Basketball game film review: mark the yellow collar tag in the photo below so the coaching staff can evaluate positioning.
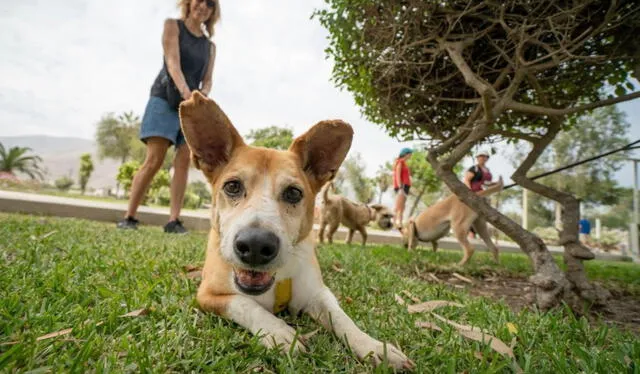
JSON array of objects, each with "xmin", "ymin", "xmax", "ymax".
[{"xmin": 273, "ymin": 278, "xmax": 292, "ymax": 314}]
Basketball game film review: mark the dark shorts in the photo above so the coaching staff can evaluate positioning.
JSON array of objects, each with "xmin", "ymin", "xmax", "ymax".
[
  {"xmin": 139, "ymin": 96, "xmax": 186, "ymax": 147},
  {"xmin": 394, "ymin": 185, "xmax": 410, "ymax": 195}
]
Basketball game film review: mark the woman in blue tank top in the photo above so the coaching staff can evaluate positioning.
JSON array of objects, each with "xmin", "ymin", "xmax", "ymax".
[{"xmin": 118, "ymin": 0, "xmax": 220, "ymax": 233}]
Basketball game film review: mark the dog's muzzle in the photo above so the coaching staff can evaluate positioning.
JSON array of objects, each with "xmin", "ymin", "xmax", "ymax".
[
  {"xmin": 232, "ymin": 227, "xmax": 280, "ymax": 295},
  {"xmin": 378, "ymin": 217, "xmax": 393, "ymax": 230}
]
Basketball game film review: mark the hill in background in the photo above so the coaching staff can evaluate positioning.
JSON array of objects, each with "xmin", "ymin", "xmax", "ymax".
[{"xmin": 0, "ymin": 135, "xmax": 206, "ymax": 190}]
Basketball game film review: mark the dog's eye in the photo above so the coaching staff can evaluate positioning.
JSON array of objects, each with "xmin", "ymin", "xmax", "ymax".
[
  {"xmin": 223, "ymin": 180, "xmax": 244, "ymax": 197},
  {"xmin": 282, "ymin": 186, "xmax": 303, "ymax": 204}
]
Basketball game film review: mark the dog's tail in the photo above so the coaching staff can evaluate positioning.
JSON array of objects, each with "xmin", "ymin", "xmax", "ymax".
[
  {"xmin": 322, "ymin": 181, "xmax": 334, "ymax": 203},
  {"xmin": 477, "ymin": 176, "xmax": 504, "ymax": 197}
]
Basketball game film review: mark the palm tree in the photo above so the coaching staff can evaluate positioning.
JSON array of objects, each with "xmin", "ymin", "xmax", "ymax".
[{"xmin": 0, "ymin": 142, "xmax": 44, "ymax": 180}]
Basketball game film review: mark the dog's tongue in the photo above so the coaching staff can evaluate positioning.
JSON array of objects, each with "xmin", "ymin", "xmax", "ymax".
[{"xmin": 235, "ymin": 269, "xmax": 273, "ymax": 288}]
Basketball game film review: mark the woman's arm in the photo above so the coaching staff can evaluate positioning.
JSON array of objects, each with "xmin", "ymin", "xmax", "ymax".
[
  {"xmin": 463, "ymin": 171, "xmax": 474, "ymax": 188},
  {"xmin": 201, "ymin": 43, "xmax": 216, "ymax": 96},
  {"xmin": 394, "ymin": 162, "xmax": 402, "ymax": 185},
  {"xmin": 162, "ymin": 19, "xmax": 191, "ymax": 100}
]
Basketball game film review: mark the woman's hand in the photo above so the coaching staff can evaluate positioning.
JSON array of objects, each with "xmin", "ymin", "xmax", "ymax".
[{"xmin": 181, "ymin": 88, "xmax": 192, "ymax": 100}]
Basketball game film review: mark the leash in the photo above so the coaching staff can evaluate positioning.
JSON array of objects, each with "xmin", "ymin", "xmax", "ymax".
[{"xmin": 503, "ymin": 139, "xmax": 640, "ymax": 190}]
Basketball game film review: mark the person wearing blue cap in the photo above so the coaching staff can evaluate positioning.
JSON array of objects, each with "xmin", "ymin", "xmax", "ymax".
[{"xmin": 393, "ymin": 147, "xmax": 413, "ymax": 229}]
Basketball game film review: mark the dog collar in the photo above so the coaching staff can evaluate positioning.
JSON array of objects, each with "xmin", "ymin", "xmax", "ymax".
[
  {"xmin": 366, "ymin": 205, "xmax": 375, "ymax": 221},
  {"xmin": 273, "ymin": 278, "xmax": 292, "ymax": 313}
]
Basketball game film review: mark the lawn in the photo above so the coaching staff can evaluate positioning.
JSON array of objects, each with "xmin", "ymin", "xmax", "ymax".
[{"xmin": 1, "ymin": 213, "xmax": 639, "ymax": 373}]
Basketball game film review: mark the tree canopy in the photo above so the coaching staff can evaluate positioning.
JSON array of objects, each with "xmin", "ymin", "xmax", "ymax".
[
  {"xmin": 78, "ymin": 153, "xmax": 94, "ymax": 195},
  {"xmin": 342, "ymin": 153, "xmax": 375, "ymax": 203},
  {"xmin": 246, "ymin": 126, "xmax": 294, "ymax": 150},
  {"xmin": 95, "ymin": 111, "xmax": 140, "ymax": 164},
  {"xmin": 516, "ymin": 105, "xmax": 630, "ymax": 206},
  {"xmin": 316, "ymin": 1, "xmax": 640, "ymax": 150}
]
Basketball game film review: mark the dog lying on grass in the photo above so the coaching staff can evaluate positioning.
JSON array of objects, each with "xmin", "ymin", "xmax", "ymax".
[
  {"xmin": 178, "ymin": 92, "xmax": 413, "ymax": 370},
  {"xmin": 403, "ymin": 178, "xmax": 503, "ymax": 265},
  {"xmin": 318, "ymin": 182, "xmax": 394, "ymax": 246}
]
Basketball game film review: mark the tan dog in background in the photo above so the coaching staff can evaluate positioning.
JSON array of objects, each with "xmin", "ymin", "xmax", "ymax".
[
  {"xmin": 179, "ymin": 92, "xmax": 413, "ymax": 370},
  {"xmin": 403, "ymin": 177, "xmax": 503, "ymax": 265},
  {"xmin": 318, "ymin": 183, "xmax": 394, "ymax": 246}
]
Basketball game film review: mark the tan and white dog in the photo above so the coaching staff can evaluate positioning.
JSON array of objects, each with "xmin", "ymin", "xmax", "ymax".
[
  {"xmin": 403, "ymin": 178, "xmax": 503, "ymax": 265},
  {"xmin": 179, "ymin": 92, "xmax": 413, "ymax": 370},
  {"xmin": 318, "ymin": 182, "xmax": 394, "ymax": 246}
]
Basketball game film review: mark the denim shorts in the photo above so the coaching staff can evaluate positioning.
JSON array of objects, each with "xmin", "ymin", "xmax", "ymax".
[{"xmin": 139, "ymin": 96, "xmax": 185, "ymax": 147}]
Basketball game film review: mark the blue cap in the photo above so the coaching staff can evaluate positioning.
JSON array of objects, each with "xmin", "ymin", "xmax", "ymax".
[{"xmin": 399, "ymin": 148, "xmax": 413, "ymax": 157}]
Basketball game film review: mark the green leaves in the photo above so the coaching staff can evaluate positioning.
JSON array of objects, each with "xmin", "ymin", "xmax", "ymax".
[
  {"xmin": 246, "ymin": 126, "xmax": 294, "ymax": 150},
  {"xmin": 95, "ymin": 111, "xmax": 140, "ymax": 164},
  {"xmin": 116, "ymin": 161, "xmax": 170, "ymax": 203},
  {"xmin": 315, "ymin": 0, "xmax": 640, "ymax": 144},
  {"xmin": 78, "ymin": 153, "xmax": 94, "ymax": 194},
  {"xmin": 341, "ymin": 153, "xmax": 375, "ymax": 203},
  {"xmin": 54, "ymin": 176, "xmax": 74, "ymax": 192},
  {"xmin": 0, "ymin": 142, "xmax": 44, "ymax": 180}
]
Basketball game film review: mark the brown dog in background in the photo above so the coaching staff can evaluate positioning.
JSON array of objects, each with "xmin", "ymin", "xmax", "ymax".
[
  {"xmin": 403, "ymin": 177, "xmax": 503, "ymax": 265},
  {"xmin": 318, "ymin": 182, "xmax": 394, "ymax": 246}
]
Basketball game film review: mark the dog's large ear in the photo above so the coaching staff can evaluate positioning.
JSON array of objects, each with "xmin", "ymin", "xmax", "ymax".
[
  {"xmin": 179, "ymin": 92, "xmax": 245, "ymax": 177},
  {"xmin": 370, "ymin": 204, "xmax": 386, "ymax": 212},
  {"xmin": 289, "ymin": 120, "xmax": 353, "ymax": 192}
]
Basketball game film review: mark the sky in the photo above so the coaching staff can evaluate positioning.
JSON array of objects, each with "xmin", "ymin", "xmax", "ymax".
[{"xmin": 1, "ymin": 0, "xmax": 639, "ymax": 187}]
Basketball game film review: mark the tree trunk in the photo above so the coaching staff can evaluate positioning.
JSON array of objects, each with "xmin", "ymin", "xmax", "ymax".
[
  {"xmin": 378, "ymin": 188, "xmax": 385, "ymax": 204},
  {"xmin": 554, "ymin": 202, "xmax": 562, "ymax": 231},
  {"xmin": 492, "ymin": 192, "xmax": 502, "ymax": 243},
  {"xmin": 509, "ymin": 127, "xmax": 610, "ymax": 306},
  {"xmin": 408, "ymin": 185, "xmax": 428, "ymax": 217}
]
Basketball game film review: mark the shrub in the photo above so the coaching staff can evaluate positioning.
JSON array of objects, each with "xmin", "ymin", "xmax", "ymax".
[
  {"xmin": 148, "ymin": 169, "xmax": 170, "ymax": 199},
  {"xmin": 183, "ymin": 192, "xmax": 201, "ymax": 209},
  {"xmin": 154, "ymin": 186, "xmax": 171, "ymax": 206},
  {"xmin": 54, "ymin": 176, "xmax": 74, "ymax": 192},
  {"xmin": 594, "ymin": 229, "xmax": 627, "ymax": 251},
  {"xmin": 116, "ymin": 161, "xmax": 140, "ymax": 194},
  {"xmin": 117, "ymin": 162, "xmax": 170, "ymax": 202},
  {"xmin": 532, "ymin": 226, "xmax": 559, "ymax": 245}
]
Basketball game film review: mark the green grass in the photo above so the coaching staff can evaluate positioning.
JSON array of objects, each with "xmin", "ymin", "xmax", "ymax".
[{"xmin": 1, "ymin": 213, "xmax": 639, "ymax": 373}]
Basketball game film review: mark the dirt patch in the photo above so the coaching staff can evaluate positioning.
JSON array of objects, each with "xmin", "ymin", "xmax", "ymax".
[{"xmin": 414, "ymin": 270, "xmax": 640, "ymax": 334}]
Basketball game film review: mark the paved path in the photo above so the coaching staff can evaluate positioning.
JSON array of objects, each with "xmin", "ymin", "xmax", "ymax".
[{"xmin": 0, "ymin": 189, "xmax": 632, "ymax": 262}]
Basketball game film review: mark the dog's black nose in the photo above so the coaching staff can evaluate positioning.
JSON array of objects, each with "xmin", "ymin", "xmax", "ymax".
[{"xmin": 234, "ymin": 227, "xmax": 280, "ymax": 266}]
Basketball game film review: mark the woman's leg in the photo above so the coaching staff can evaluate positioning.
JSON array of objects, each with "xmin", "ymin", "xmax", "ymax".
[
  {"xmin": 169, "ymin": 143, "xmax": 191, "ymax": 221},
  {"xmin": 394, "ymin": 192, "xmax": 407, "ymax": 228},
  {"xmin": 125, "ymin": 137, "xmax": 170, "ymax": 218}
]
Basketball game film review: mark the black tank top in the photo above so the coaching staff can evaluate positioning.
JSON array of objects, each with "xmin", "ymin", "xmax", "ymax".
[{"xmin": 150, "ymin": 19, "xmax": 211, "ymax": 99}]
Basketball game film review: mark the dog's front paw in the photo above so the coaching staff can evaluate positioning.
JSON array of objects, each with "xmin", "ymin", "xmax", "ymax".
[
  {"xmin": 351, "ymin": 335, "xmax": 414, "ymax": 370},
  {"xmin": 259, "ymin": 322, "xmax": 307, "ymax": 355}
]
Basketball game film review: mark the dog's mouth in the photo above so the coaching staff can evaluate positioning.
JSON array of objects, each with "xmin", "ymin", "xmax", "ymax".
[
  {"xmin": 233, "ymin": 268, "xmax": 275, "ymax": 295},
  {"xmin": 378, "ymin": 219, "xmax": 394, "ymax": 230}
]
